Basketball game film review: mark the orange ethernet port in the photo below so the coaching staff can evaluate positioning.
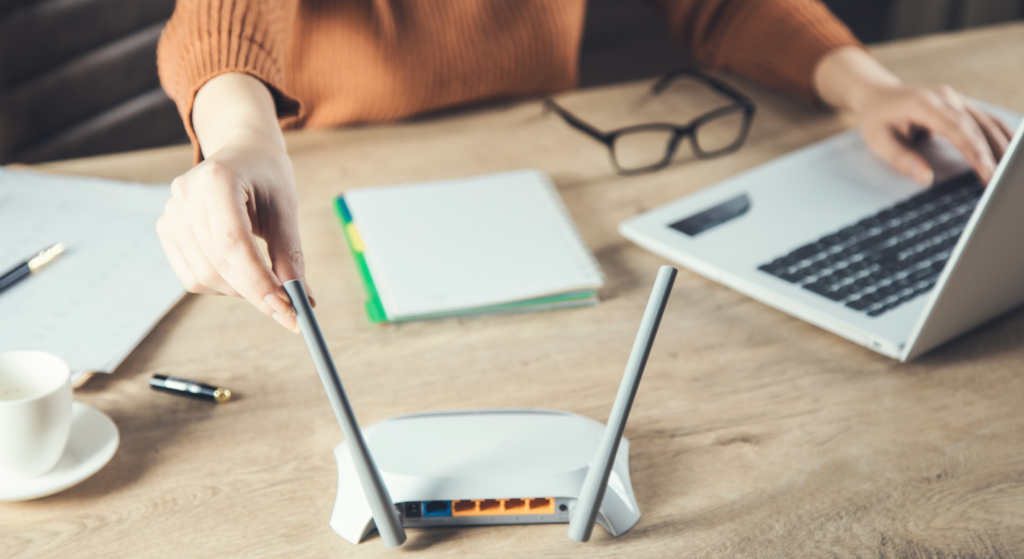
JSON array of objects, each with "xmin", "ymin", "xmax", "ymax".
[
  {"xmin": 452, "ymin": 500, "xmax": 478, "ymax": 516},
  {"xmin": 478, "ymin": 499, "xmax": 502, "ymax": 514},
  {"xmin": 503, "ymin": 498, "xmax": 526, "ymax": 513},
  {"xmin": 527, "ymin": 498, "xmax": 554, "ymax": 514}
]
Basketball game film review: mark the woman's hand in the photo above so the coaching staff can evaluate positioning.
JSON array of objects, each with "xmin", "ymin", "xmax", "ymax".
[
  {"xmin": 156, "ymin": 73, "xmax": 313, "ymax": 332},
  {"xmin": 814, "ymin": 46, "xmax": 1013, "ymax": 185}
]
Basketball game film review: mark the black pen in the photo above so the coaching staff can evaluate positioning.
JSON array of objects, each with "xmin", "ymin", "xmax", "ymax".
[
  {"xmin": 149, "ymin": 375, "xmax": 232, "ymax": 403},
  {"xmin": 0, "ymin": 243, "xmax": 65, "ymax": 294}
]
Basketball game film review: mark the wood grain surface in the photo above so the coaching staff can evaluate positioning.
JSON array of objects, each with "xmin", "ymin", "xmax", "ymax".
[{"xmin": 3, "ymin": 22, "xmax": 1024, "ymax": 559}]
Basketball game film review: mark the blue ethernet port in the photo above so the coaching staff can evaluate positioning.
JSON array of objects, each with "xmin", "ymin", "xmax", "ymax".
[{"xmin": 422, "ymin": 501, "xmax": 451, "ymax": 517}]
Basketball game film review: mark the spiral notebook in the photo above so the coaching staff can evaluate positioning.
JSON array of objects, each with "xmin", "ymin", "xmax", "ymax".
[{"xmin": 335, "ymin": 169, "xmax": 605, "ymax": 323}]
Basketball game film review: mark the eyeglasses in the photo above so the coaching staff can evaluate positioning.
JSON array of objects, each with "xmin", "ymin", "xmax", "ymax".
[{"xmin": 545, "ymin": 69, "xmax": 756, "ymax": 175}]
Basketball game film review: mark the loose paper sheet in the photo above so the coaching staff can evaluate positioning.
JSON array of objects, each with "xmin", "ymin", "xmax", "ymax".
[{"xmin": 0, "ymin": 168, "xmax": 184, "ymax": 374}]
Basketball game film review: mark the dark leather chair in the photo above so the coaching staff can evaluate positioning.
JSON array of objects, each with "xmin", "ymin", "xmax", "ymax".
[{"xmin": 0, "ymin": 0, "xmax": 186, "ymax": 164}]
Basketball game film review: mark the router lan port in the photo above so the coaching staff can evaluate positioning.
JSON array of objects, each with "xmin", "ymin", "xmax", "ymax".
[
  {"xmin": 478, "ymin": 499, "xmax": 501, "ymax": 514},
  {"xmin": 528, "ymin": 498, "xmax": 554, "ymax": 514},
  {"xmin": 503, "ymin": 498, "xmax": 526, "ymax": 513},
  {"xmin": 452, "ymin": 500, "xmax": 477, "ymax": 515},
  {"xmin": 423, "ymin": 501, "xmax": 451, "ymax": 517}
]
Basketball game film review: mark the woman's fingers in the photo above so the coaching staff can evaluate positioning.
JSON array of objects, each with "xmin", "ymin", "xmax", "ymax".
[
  {"xmin": 156, "ymin": 213, "xmax": 217, "ymax": 296},
  {"xmin": 260, "ymin": 189, "xmax": 315, "ymax": 313},
  {"xmin": 934, "ymin": 87, "xmax": 1013, "ymax": 160},
  {"xmin": 992, "ymin": 114, "xmax": 1015, "ymax": 141},
  {"xmin": 163, "ymin": 197, "xmax": 241, "ymax": 297},
  {"xmin": 863, "ymin": 123, "xmax": 934, "ymax": 185},
  {"xmin": 910, "ymin": 92, "xmax": 995, "ymax": 181},
  {"xmin": 963, "ymin": 102, "xmax": 1012, "ymax": 161}
]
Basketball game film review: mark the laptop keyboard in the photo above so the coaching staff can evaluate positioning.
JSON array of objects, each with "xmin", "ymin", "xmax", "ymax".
[{"xmin": 757, "ymin": 172, "xmax": 983, "ymax": 317}]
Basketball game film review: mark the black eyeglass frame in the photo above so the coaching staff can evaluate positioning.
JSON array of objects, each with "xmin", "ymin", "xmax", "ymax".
[{"xmin": 544, "ymin": 69, "xmax": 757, "ymax": 175}]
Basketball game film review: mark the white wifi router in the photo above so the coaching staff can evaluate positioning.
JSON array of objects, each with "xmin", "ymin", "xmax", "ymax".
[
  {"xmin": 328, "ymin": 409, "xmax": 639, "ymax": 543},
  {"xmin": 285, "ymin": 265, "xmax": 676, "ymax": 548}
]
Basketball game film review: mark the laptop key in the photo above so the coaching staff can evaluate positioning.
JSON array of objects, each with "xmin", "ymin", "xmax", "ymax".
[
  {"xmin": 906, "ymin": 266, "xmax": 939, "ymax": 283},
  {"xmin": 845, "ymin": 274, "xmax": 886, "ymax": 294},
  {"xmin": 779, "ymin": 271, "xmax": 807, "ymax": 283},
  {"xmin": 867, "ymin": 305, "xmax": 892, "ymax": 317},
  {"xmin": 876, "ymin": 284, "xmax": 900, "ymax": 297},
  {"xmin": 757, "ymin": 263, "xmax": 788, "ymax": 278},
  {"xmin": 845, "ymin": 232, "xmax": 892, "ymax": 255},
  {"xmin": 818, "ymin": 233, "xmax": 842, "ymax": 246},
  {"xmin": 845, "ymin": 297, "xmax": 872, "ymax": 311},
  {"xmin": 857, "ymin": 216, "xmax": 883, "ymax": 229},
  {"xmin": 862, "ymin": 291, "xmax": 885, "ymax": 304},
  {"xmin": 914, "ymin": 279, "xmax": 939, "ymax": 295},
  {"xmin": 803, "ymin": 281, "xmax": 847, "ymax": 301},
  {"xmin": 876, "ymin": 208, "xmax": 899, "ymax": 223},
  {"xmin": 836, "ymin": 224, "xmax": 866, "ymax": 240},
  {"xmin": 787, "ymin": 242, "xmax": 829, "ymax": 262}
]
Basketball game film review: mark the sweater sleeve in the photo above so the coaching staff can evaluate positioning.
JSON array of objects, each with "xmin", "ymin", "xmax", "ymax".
[
  {"xmin": 157, "ymin": 0, "xmax": 302, "ymax": 163},
  {"xmin": 649, "ymin": 0, "xmax": 862, "ymax": 102}
]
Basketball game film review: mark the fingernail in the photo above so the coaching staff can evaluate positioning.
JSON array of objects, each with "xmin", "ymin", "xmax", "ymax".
[
  {"xmin": 913, "ymin": 165, "xmax": 934, "ymax": 186},
  {"xmin": 264, "ymin": 294, "xmax": 294, "ymax": 316},
  {"xmin": 271, "ymin": 312, "xmax": 300, "ymax": 334}
]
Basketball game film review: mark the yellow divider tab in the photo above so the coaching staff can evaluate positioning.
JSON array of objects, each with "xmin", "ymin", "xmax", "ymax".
[{"xmin": 346, "ymin": 223, "xmax": 366, "ymax": 253}]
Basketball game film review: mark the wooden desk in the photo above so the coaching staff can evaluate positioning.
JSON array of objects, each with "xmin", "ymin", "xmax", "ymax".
[{"xmin": 5, "ymin": 22, "xmax": 1024, "ymax": 558}]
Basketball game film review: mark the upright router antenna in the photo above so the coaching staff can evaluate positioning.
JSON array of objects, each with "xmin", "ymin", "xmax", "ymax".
[
  {"xmin": 285, "ymin": 280, "xmax": 407, "ymax": 548},
  {"xmin": 567, "ymin": 266, "xmax": 677, "ymax": 542}
]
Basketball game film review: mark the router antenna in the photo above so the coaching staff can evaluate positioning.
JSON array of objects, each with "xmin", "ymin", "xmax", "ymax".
[
  {"xmin": 567, "ymin": 266, "xmax": 676, "ymax": 542},
  {"xmin": 285, "ymin": 280, "xmax": 407, "ymax": 548}
]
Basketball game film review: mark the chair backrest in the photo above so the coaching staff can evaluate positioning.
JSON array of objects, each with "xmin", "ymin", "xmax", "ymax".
[{"xmin": 0, "ymin": 0, "xmax": 185, "ymax": 164}]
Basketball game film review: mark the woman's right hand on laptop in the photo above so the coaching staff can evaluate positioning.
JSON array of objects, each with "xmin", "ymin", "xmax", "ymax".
[{"xmin": 815, "ymin": 46, "xmax": 1013, "ymax": 186}]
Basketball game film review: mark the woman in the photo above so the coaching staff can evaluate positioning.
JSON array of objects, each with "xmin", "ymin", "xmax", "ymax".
[{"xmin": 155, "ymin": 0, "xmax": 1013, "ymax": 332}]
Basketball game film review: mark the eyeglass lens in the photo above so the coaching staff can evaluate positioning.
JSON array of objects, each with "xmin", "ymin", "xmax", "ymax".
[
  {"xmin": 693, "ymin": 109, "xmax": 748, "ymax": 156},
  {"xmin": 612, "ymin": 128, "xmax": 676, "ymax": 172}
]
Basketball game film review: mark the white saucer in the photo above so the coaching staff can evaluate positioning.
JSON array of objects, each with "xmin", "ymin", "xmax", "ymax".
[{"xmin": 0, "ymin": 402, "xmax": 119, "ymax": 501}]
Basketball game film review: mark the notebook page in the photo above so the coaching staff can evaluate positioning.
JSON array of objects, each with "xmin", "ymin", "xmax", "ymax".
[
  {"xmin": 345, "ymin": 170, "xmax": 604, "ymax": 319},
  {"xmin": 0, "ymin": 169, "xmax": 185, "ymax": 373}
]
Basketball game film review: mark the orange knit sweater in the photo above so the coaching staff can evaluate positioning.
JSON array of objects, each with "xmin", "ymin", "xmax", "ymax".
[{"xmin": 157, "ymin": 0, "xmax": 859, "ymax": 157}]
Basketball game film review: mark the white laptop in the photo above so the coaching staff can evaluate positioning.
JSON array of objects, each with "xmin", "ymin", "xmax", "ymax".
[{"xmin": 620, "ymin": 108, "xmax": 1024, "ymax": 361}]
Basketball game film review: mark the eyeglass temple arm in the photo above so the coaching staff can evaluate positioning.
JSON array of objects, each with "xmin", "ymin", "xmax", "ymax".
[
  {"xmin": 544, "ymin": 99, "xmax": 613, "ymax": 144},
  {"xmin": 651, "ymin": 69, "xmax": 753, "ymax": 107}
]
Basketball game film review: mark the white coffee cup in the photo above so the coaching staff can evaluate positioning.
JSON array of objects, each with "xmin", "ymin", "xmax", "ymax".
[{"xmin": 0, "ymin": 351, "xmax": 72, "ymax": 481}]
